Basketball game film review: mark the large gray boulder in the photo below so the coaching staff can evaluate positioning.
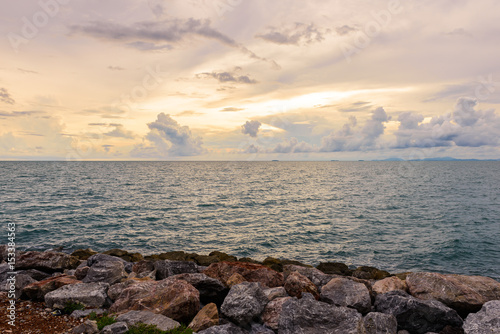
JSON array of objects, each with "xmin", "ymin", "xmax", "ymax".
[
  {"xmin": 101, "ymin": 322, "xmax": 128, "ymax": 334},
  {"xmin": 463, "ymin": 300, "xmax": 500, "ymax": 334},
  {"xmin": 362, "ymin": 312, "xmax": 398, "ymax": 334},
  {"xmin": 221, "ymin": 281, "xmax": 268, "ymax": 327},
  {"xmin": 45, "ymin": 282, "xmax": 110, "ymax": 309},
  {"xmin": 198, "ymin": 323, "xmax": 248, "ymax": 334},
  {"xmin": 115, "ymin": 310, "xmax": 180, "ymax": 331},
  {"xmin": 17, "ymin": 251, "xmax": 79, "ymax": 272},
  {"xmin": 86, "ymin": 254, "xmax": 126, "ymax": 266},
  {"xmin": 374, "ymin": 290, "xmax": 463, "ymax": 334},
  {"xmin": 82, "ymin": 260, "xmax": 127, "ymax": 285},
  {"xmin": 155, "ymin": 260, "xmax": 199, "ymax": 280},
  {"xmin": 278, "ymin": 293, "xmax": 363, "ymax": 334},
  {"xmin": 321, "ymin": 277, "xmax": 372, "ymax": 314}
]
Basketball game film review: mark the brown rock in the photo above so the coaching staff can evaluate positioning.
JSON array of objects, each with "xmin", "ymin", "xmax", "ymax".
[
  {"xmin": 132, "ymin": 260, "xmax": 156, "ymax": 278},
  {"xmin": 17, "ymin": 251, "xmax": 80, "ymax": 273},
  {"xmin": 284, "ymin": 272, "xmax": 319, "ymax": 300},
  {"xmin": 71, "ymin": 249, "xmax": 98, "ymax": 260},
  {"xmin": 321, "ymin": 277, "xmax": 372, "ymax": 314},
  {"xmin": 22, "ymin": 275, "xmax": 81, "ymax": 300},
  {"xmin": 188, "ymin": 302, "xmax": 219, "ymax": 332},
  {"xmin": 203, "ymin": 261, "xmax": 284, "ymax": 288},
  {"xmin": 209, "ymin": 251, "xmax": 237, "ymax": 262},
  {"xmin": 407, "ymin": 272, "xmax": 500, "ymax": 316},
  {"xmin": 75, "ymin": 266, "xmax": 90, "ymax": 280},
  {"xmin": 227, "ymin": 273, "xmax": 246, "ymax": 287},
  {"xmin": 394, "ymin": 272, "xmax": 412, "ymax": 280},
  {"xmin": 262, "ymin": 297, "xmax": 291, "ymax": 330},
  {"xmin": 107, "ymin": 278, "xmax": 152, "ymax": 301},
  {"xmin": 109, "ymin": 278, "xmax": 200, "ymax": 323},
  {"xmin": 352, "ymin": 266, "xmax": 390, "ymax": 280},
  {"xmin": 103, "ymin": 249, "xmax": 144, "ymax": 262},
  {"xmin": 316, "ymin": 262, "xmax": 352, "ymax": 276},
  {"xmin": 193, "ymin": 254, "xmax": 220, "ymax": 266},
  {"xmin": 372, "ymin": 276, "xmax": 407, "ymax": 295},
  {"xmin": 263, "ymin": 257, "xmax": 283, "ymax": 272}
]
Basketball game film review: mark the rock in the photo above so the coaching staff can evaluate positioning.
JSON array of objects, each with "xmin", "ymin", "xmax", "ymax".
[
  {"xmin": 407, "ymin": 272, "xmax": 500, "ymax": 316},
  {"xmin": 283, "ymin": 264, "xmax": 335, "ymax": 288},
  {"xmin": 154, "ymin": 260, "xmax": 199, "ymax": 280},
  {"xmin": 209, "ymin": 251, "xmax": 237, "ymax": 262},
  {"xmin": 362, "ymin": 312, "xmax": 398, "ymax": 334},
  {"xmin": 352, "ymin": 266, "xmax": 390, "ymax": 280},
  {"xmin": 373, "ymin": 276, "xmax": 407, "ymax": 295},
  {"xmin": 263, "ymin": 257, "xmax": 283, "ymax": 272},
  {"xmin": 4, "ymin": 274, "xmax": 36, "ymax": 298},
  {"xmin": 316, "ymin": 262, "xmax": 353, "ymax": 276},
  {"xmin": 71, "ymin": 319, "xmax": 99, "ymax": 334},
  {"xmin": 116, "ymin": 310, "xmax": 181, "ymax": 331},
  {"xmin": 374, "ymin": 290, "xmax": 463, "ymax": 334},
  {"xmin": 45, "ymin": 282, "xmax": 110, "ymax": 309},
  {"xmin": 71, "ymin": 308, "xmax": 106, "ymax": 318},
  {"xmin": 145, "ymin": 251, "xmax": 195, "ymax": 262},
  {"xmin": 22, "ymin": 274, "xmax": 80, "ymax": 300},
  {"xmin": 321, "ymin": 277, "xmax": 371, "ymax": 314},
  {"xmin": 87, "ymin": 254, "xmax": 126, "ymax": 266},
  {"xmin": 107, "ymin": 279, "xmax": 147, "ymax": 301},
  {"xmin": 171, "ymin": 273, "xmax": 228, "ymax": 305},
  {"xmin": 131, "ymin": 260, "xmax": 156, "ymax": 279},
  {"xmin": 103, "ymin": 249, "xmax": 143, "ymax": 262},
  {"xmin": 110, "ymin": 278, "xmax": 200, "ymax": 323},
  {"xmin": 284, "ymin": 271, "xmax": 319, "ymax": 299},
  {"xmin": 221, "ymin": 281, "xmax": 268, "ymax": 327},
  {"xmin": 71, "ymin": 248, "xmax": 98, "ymax": 260},
  {"xmin": 83, "ymin": 260, "xmax": 127, "ymax": 285},
  {"xmin": 16, "ymin": 251, "xmax": 79, "ymax": 273},
  {"xmin": 250, "ymin": 323, "xmax": 274, "ymax": 334},
  {"xmin": 463, "ymin": 300, "xmax": 500, "ymax": 334},
  {"xmin": 227, "ymin": 273, "xmax": 246, "ymax": 287},
  {"xmin": 193, "ymin": 254, "xmax": 221, "ymax": 266},
  {"xmin": 394, "ymin": 272, "xmax": 412, "ymax": 280},
  {"xmin": 397, "ymin": 331, "xmax": 410, "ymax": 334},
  {"xmin": 102, "ymin": 322, "xmax": 128, "ymax": 334},
  {"xmin": 18, "ymin": 269, "xmax": 51, "ymax": 281},
  {"xmin": 188, "ymin": 302, "xmax": 219, "ymax": 332},
  {"xmin": 263, "ymin": 287, "xmax": 288, "ymax": 301},
  {"xmin": 75, "ymin": 266, "xmax": 90, "ymax": 280},
  {"xmin": 278, "ymin": 293, "xmax": 363, "ymax": 334},
  {"xmin": 204, "ymin": 261, "xmax": 284, "ymax": 288},
  {"xmin": 198, "ymin": 323, "xmax": 248, "ymax": 334},
  {"xmin": 262, "ymin": 296, "xmax": 291, "ymax": 330}
]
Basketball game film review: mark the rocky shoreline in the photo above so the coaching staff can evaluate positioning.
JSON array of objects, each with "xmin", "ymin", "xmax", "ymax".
[{"xmin": 1, "ymin": 247, "xmax": 500, "ymax": 334}]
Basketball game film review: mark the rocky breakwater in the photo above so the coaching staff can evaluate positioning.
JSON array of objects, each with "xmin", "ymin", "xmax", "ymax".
[{"xmin": 1, "ymin": 246, "xmax": 500, "ymax": 334}]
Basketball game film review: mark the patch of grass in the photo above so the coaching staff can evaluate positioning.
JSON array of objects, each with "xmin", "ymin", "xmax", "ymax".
[
  {"xmin": 62, "ymin": 301, "xmax": 85, "ymax": 315},
  {"xmin": 126, "ymin": 323, "xmax": 193, "ymax": 334},
  {"xmin": 87, "ymin": 311, "xmax": 117, "ymax": 330}
]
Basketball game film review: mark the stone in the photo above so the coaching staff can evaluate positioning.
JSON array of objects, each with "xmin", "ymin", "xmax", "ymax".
[
  {"xmin": 316, "ymin": 262, "xmax": 353, "ymax": 276},
  {"xmin": 373, "ymin": 276, "xmax": 407, "ymax": 295},
  {"xmin": 5, "ymin": 274, "xmax": 36, "ymax": 299},
  {"xmin": 321, "ymin": 277, "xmax": 372, "ymax": 314},
  {"xmin": 283, "ymin": 264, "xmax": 335, "ymax": 288},
  {"xmin": 463, "ymin": 300, "xmax": 500, "ymax": 334},
  {"xmin": 102, "ymin": 322, "xmax": 128, "ymax": 334},
  {"xmin": 209, "ymin": 251, "xmax": 237, "ymax": 262},
  {"xmin": 71, "ymin": 319, "xmax": 99, "ymax": 334},
  {"xmin": 131, "ymin": 260, "xmax": 156, "ymax": 278},
  {"xmin": 45, "ymin": 282, "xmax": 110, "ymax": 309},
  {"xmin": 116, "ymin": 310, "xmax": 181, "ymax": 331},
  {"xmin": 83, "ymin": 260, "xmax": 127, "ymax": 285},
  {"xmin": 188, "ymin": 302, "xmax": 219, "ymax": 332},
  {"xmin": 221, "ymin": 281, "xmax": 268, "ymax": 327},
  {"xmin": 103, "ymin": 249, "xmax": 143, "ymax": 262},
  {"xmin": 107, "ymin": 279, "xmax": 144, "ymax": 301},
  {"xmin": 171, "ymin": 273, "xmax": 228, "ymax": 305},
  {"xmin": 87, "ymin": 254, "xmax": 126, "ymax": 266},
  {"xmin": 374, "ymin": 290, "xmax": 463, "ymax": 334},
  {"xmin": 204, "ymin": 261, "xmax": 284, "ymax": 288},
  {"xmin": 278, "ymin": 293, "xmax": 363, "ymax": 334},
  {"xmin": 352, "ymin": 266, "xmax": 391, "ymax": 280},
  {"xmin": 407, "ymin": 272, "xmax": 500, "ymax": 316},
  {"xmin": 362, "ymin": 312, "xmax": 398, "ymax": 334},
  {"xmin": 154, "ymin": 260, "xmax": 199, "ymax": 280},
  {"xmin": 198, "ymin": 323, "xmax": 248, "ymax": 334},
  {"xmin": 22, "ymin": 274, "xmax": 80, "ymax": 300},
  {"xmin": 227, "ymin": 273, "xmax": 246, "ymax": 287},
  {"xmin": 110, "ymin": 278, "xmax": 200, "ymax": 323},
  {"xmin": 262, "ymin": 296, "xmax": 291, "ymax": 330},
  {"xmin": 250, "ymin": 323, "xmax": 274, "ymax": 334},
  {"xmin": 71, "ymin": 248, "xmax": 98, "ymax": 260},
  {"xmin": 193, "ymin": 254, "xmax": 221, "ymax": 266},
  {"xmin": 263, "ymin": 287, "xmax": 288, "ymax": 301},
  {"xmin": 71, "ymin": 309, "xmax": 106, "ymax": 318},
  {"xmin": 18, "ymin": 269, "xmax": 51, "ymax": 281},
  {"xmin": 284, "ymin": 271, "xmax": 319, "ymax": 300},
  {"xmin": 263, "ymin": 257, "xmax": 283, "ymax": 272},
  {"xmin": 75, "ymin": 266, "xmax": 90, "ymax": 280},
  {"xmin": 16, "ymin": 251, "xmax": 79, "ymax": 273}
]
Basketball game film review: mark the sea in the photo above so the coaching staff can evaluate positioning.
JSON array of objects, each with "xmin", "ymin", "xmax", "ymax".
[{"xmin": 1, "ymin": 161, "xmax": 499, "ymax": 279}]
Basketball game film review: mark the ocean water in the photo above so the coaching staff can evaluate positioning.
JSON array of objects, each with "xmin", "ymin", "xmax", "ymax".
[{"xmin": 1, "ymin": 161, "xmax": 499, "ymax": 279}]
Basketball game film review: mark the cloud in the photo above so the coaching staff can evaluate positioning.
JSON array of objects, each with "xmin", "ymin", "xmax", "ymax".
[
  {"xmin": 220, "ymin": 107, "xmax": 245, "ymax": 112},
  {"xmin": 0, "ymin": 88, "xmax": 15, "ymax": 105},
  {"xmin": 445, "ymin": 28, "xmax": 471, "ymax": 37},
  {"xmin": 335, "ymin": 25, "xmax": 357, "ymax": 36},
  {"xmin": 131, "ymin": 113, "xmax": 205, "ymax": 157},
  {"xmin": 241, "ymin": 120, "xmax": 261, "ymax": 137},
  {"xmin": 0, "ymin": 111, "xmax": 44, "ymax": 118},
  {"xmin": 17, "ymin": 68, "xmax": 38, "ymax": 74},
  {"xmin": 108, "ymin": 66, "xmax": 125, "ymax": 71},
  {"xmin": 80, "ymin": 106, "xmax": 127, "ymax": 118},
  {"xmin": 102, "ymin": 144, "xmax": 114, "ymax": 152},
  {"xmin": 337, "ymin": 101, "xmax": 373, "ymax": 113},
  {"xmin": 175, "ymin": 110, "xmax": 204, "ymax": 116},
  {"xmin": 271, "ymin": 137, "xmax": 316, "ymax": 153},
  {"xmin": 256, "ymin": 23, "xmax": 327, "ymax": 45},
  {"xmin": 104, "ymin": 125, "xmax": 135, "ymax": 139},
  {"xmin": 197, "ymin": 71, "xmax": 257, "ymax": 84},
  {"xmin": 126, "ymin": 41, "xmax": 173, "ymax": 51}
]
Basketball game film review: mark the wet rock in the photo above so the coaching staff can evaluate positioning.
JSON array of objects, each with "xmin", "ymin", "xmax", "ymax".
[
  {"xmin": 463, "ymin": 300, "xmax": 500, "ymax": 334},
  {"xmin": 72, "ymin": 319, "xmax": 99, "ymax": 334},
  {"xmin": 193, "ymin": 254, "xmax": 221, "ymax": 266},
  {"xmin": 362, "ymin": 312, "xmax": 398, "ymax": 334},
  {"xmin": 115, "ymin": 310, "xmax": 181, "ymax": 331},
  {"xmin": 83, "ymin": 260, "xmax": 127, "ymax": 285},
  {"xmin": 263, "ymin": 257, "xmax": 283, "ymax": 272},
  {"xmin": 17, "ymin": 251, "xmax": 79, "ymax": 273},
  {"xmin": 263, "ymin": 287, "xmax": 288, "ymax": 301},
  {"xmin": 110, "ymin": 278, "xmax": 199, "ymax": 323},
  {"xmin": 221, "ymin": 281, "xmax": 268, "ymax": 327},
  {"xmin": 262, "ymin": 296, "xmax": 291, "ymax": 330},
  {"xmin": 227, "ymin": 273, "xmax": 246, "ymax": 287},
  {"xmin": 71, "ymin": 249, "xmax": 98, "ymax": 260},
  {"xmin": 45, "ymin": 282, "xmax": 110, "ymax": 309},
  {"xmin": 321, "ymin": 277, "xmax": 371, "ymax": 314},
  {"xmin": 103, "ymin": 249, "xmax": 143, "ymax": 262},
  {"xmin": 22, "ymin": 274, "xmax": 80, "ymax": 300},
  {"xmin": 154, "ymin": 260, "xmax": 199, "ymax": 280},
  {"xmin": 171, "ymin": 273, "xmax": 227, "ymax": 306},
  {"xmin": 204, "ymin": 261, "xmax": 284, "ymax": 288},
  {"xmin": 209, "ymin": 251, "xmax": 237, "ymax": 262},
  {"xmin": 198, "ymin": 323, "xmax": 248, "ymax": 334},
  {"xmin": 75, "ymin": 266, "xmax": 90, "ymax": 280},
  {"xmin": 352, "ymin": 266, "xmax": 390, "ymax": 280},
  {"xmin": 188, "ymin": 302, "xmax": 219, "ymax": 332},
  {"xmin": 407, "ymin": 272, "xmax": 500, "ymax": 316},
  {"xmin": 316, "ymin": 262, "xmax": 353, "ymax": 276},
  {"xmin": 284, "ymin": 271, "xmax": 319, "ymax": 299},
  {"xmin": 102, "ymin": 322, "xmax": 128, "ymax": 334},
  {"xmin": 278, "ymin": 293, "xmax": 363, "ymax": 334},
  {"xmin": 394, "ymin": 272, "xmax": 412, "ymax": 280},
  {"xmin": 373, "ymin": 276, "xmax": 407, "ymax": 295},
  {"xmin": 374, "ymin": 290, "xmax": 463, "ymax": 334}
]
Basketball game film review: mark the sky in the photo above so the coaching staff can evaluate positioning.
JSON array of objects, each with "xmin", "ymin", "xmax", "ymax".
[{"xmin": 1, "ymin": 0, "xmax": 500, "ymax": 160}]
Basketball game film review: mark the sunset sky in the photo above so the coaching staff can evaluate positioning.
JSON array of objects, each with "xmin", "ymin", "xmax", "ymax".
[{"xmin": 1, "ymin": 0, "xmax": 500, "ymax": 160}]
